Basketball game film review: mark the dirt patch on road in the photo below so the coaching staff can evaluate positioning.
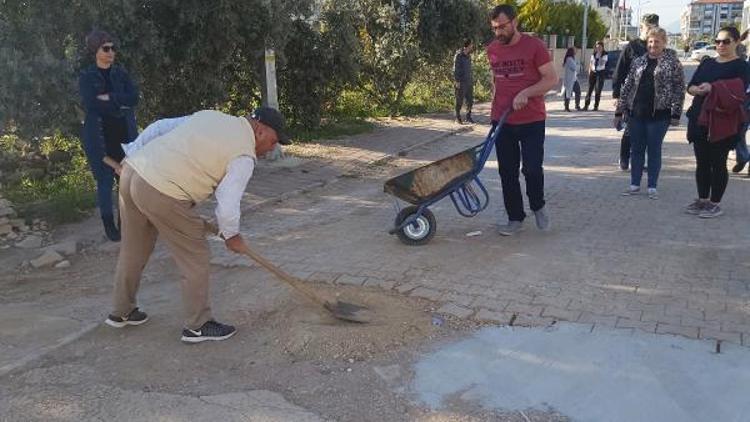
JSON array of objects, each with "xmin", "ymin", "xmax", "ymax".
[{"xmin": 233, "ymin": 283, "xmax": 441, "ymax": 361}]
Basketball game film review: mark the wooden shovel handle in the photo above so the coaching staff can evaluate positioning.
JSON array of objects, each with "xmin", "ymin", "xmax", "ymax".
[{"xmin": 202, "ymin": 221, "xmax": 331, "ymax": 305}]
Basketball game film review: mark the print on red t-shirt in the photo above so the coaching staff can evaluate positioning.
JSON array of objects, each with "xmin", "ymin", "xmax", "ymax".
[{"xmin": 486, "ymin": 34, "xmax": 552, "ymax": 124}]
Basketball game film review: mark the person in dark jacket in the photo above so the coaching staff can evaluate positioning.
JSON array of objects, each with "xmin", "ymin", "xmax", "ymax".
[
  {"xmin": 583, "ymin": 41, "xmax": 607, "ymax": 111},
  {"xmin": 684, "ymin": 27, "xmax": 750, "ymax": 218},
  {"xmin": 78, "ymin": 30, "xmax": 139, "ymax": 241},
  {"xmin": 453, "ymin": 39, "xmax": 475, "ymax": 124},
  {"xmin": 612, "ymin": 13, "xmax": 659, "ymax": 170}
]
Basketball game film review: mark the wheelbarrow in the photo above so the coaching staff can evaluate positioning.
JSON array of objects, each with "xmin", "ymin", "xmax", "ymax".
[{"xmin": 383, "ymin": 112, "xmax": 508, "ymax": 245}]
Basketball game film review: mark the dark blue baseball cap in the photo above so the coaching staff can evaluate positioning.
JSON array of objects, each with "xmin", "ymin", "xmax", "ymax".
[{"xmin": 251, "ymin": 107, "xmax": 290, "ymax": 145}]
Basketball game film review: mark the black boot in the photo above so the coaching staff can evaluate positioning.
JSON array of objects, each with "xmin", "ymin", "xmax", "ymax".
[
  {"xmin": 732, "ymin": 160, "xmax": 747, "ymax": 173},
  {"xmin": 455, "ymin": 114, "xmax": 463, "ymax": 124},
  {"xmin": 582, "ymin": 100, "xmax": 590, "ymax": 111},
  {"xmin": 593, "ymin": 99, "xmax": 600, "ymax": 111},
  {"xmin": 102, "ymin": 214, "xmax": 121, "ymax": 242},
  {"xmin": 465, "ymin": 112, "xmax": 475, "ymax": 123},
  {"xmin": 564, "ymin": 99, "xmax": 571, "ymax": 112}
]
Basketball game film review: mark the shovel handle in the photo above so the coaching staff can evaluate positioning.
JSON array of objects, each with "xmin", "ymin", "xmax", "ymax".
[{"xmin": 202, "ymin": 220, "xmax": 328, "ymax": 302}]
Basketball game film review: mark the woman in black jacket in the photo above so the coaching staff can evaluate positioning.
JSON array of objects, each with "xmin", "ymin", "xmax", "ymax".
[
  {"xmin": 684, "ymin": 26, "xmax": 750, "ymax": 218},
  {"xmin": 78, "ymin": 30, "xmax": 139, "ymax": 241}
]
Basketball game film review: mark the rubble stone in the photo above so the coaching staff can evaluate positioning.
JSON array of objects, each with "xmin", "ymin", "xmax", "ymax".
[
  {"xmin": 30, "ymin": 250, "xmax": 64, "ymax": 268},
  {"xmin": 54, "ymin": 260, "xmax": 71, "ymax": 269},
  {"xmin": 46, "ymin": 241, "xmax": 78, "ymax": 256},
  {"xmin": 15, "ymin": 235, "xmax": 42, "ymax": 249}
]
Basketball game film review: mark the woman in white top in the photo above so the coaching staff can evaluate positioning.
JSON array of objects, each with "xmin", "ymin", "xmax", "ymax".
[
  {"xmin": 561, "ymin": 47, "xmax": 581, "ymax": 111},
  {"xmin": 583, "ymin": 41, "xmax": 608, "ymax": 111}
]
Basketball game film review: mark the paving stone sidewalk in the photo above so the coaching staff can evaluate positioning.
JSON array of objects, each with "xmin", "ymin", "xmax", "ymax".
[
  {"xmin": 237, "ymin": 112, "xmax": 475, "ymax": 210},
  {"xmin": 215, "ymin": 95, "xmax": 750, "ymax": 349}
]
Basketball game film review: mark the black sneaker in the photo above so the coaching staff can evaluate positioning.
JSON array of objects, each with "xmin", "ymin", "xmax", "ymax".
[
  {"xmin": 102, "ymin": 215, "xmax": 121, "ymax": 242},
  {"xmin": 105, "ymin": 308, "xmax": 148, "ymax": 328},
  {"xmin": 181, "ymin": 320, "xmax": 237, "ymax": 343},
  {"xmin": 732, "ymin": 161, "xmax": 747, "ymax": 173}
]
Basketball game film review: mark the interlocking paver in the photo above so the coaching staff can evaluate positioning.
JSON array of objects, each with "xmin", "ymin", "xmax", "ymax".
[
  {"xmin": 409, "ymin": 287, "xmax": 443, "ymax": 301},
  {"xmin": 656, "ymin": 323, "xmax": 699, "ymax": 339},
  {"xmin": 505, "ymin": 303, "xmax": 544, "ymax": 317},
  {"xmin": 336, "ymin": 274, "xmax": 368, "ymax": 286},
  {"xmin": 616, "ymin": 318, "xmax": 657, "ymax": 333},
  {"xmin": 541, "ymin": 306, "xmax": 581, "ymax": 322},
  {"xmin": 699, "ymin": 329, "xmax": 742, "ymax": 345},
  {"xmin": 217, "ymin": 93, "xmax": 750, "ymax": 347},
  {"xmin": 475, "ymin": 309, "xmax": 514, "ymax": 325},
  {"xmin": 437, "ymin": 303, "xmax": 474, "ymax": 319}
]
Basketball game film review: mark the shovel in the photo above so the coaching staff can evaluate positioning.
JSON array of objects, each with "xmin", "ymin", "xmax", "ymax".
[
  {"xmin": 103, "ymin": 156, "xmax": 371, "ymax": 323},
  {"xmin": 202, "ymin": 222, "xmax": 371, "ymax": 323}
]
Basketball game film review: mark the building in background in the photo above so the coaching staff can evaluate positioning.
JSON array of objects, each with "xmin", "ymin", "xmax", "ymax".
[
  {"xmin": 743, "ymin": 0, "xmax": 750, "ymax": 29},
  {"xmin": 681, "ymin": 0, "xmax": 743, "ymax": 41},
  {"xmin": 609, "ymin": 0, "xmax": 636, "ymax": 43}
]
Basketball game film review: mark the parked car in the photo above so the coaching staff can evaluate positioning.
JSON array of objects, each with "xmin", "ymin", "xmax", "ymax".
[
  {"xmin": 604, "ymin": 50, "xmax": 621, "ymax": 79},
  {"xmin": 691, "ymin": 45, "xmax": 717, "ymax": 61},
  {"xmin": 692, "ymin": 41, "xmax": 709, "ymax": 50}
]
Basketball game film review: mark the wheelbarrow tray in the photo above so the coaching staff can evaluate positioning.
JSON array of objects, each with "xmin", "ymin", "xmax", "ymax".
[{"xmin": 384, "ymin": 145, "xmax": 480, "ymax": 205}]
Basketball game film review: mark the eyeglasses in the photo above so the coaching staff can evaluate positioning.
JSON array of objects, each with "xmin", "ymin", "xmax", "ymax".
[
  {"xmin": 714, "ymin": 39, "xmax": 732, "ymax": 46},
  {"xmin": 491, "ymin": 20, "xmax": 513, "ymax": 31},
  {"xmin": 100, "ymin": 45, "xmax": 116, "ymax": 53}
]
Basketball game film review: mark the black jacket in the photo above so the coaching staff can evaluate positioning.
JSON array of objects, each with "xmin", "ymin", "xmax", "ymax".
[
  {"xmin": 453, "ymin": 49, "xmax": 472, "ymax": 84},
  {"xmin": 612, "ymin": 39, "xmax": 647, "ymax": 99}
]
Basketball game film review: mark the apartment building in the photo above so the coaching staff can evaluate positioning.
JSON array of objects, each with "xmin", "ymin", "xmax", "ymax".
[{"xmin": 681, "ymin": 0, "xmax": 743, "ymax": 40}]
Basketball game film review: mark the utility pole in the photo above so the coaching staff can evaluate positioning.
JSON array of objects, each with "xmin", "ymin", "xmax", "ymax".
[{"xmin": 581, "ymin": 0, "xmax": 589, "ymax": 74}]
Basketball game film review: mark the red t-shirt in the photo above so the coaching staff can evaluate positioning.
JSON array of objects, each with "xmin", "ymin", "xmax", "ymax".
[{"xmin": 486, "ymin": 34, "xmax": 552, "ymax": 124}]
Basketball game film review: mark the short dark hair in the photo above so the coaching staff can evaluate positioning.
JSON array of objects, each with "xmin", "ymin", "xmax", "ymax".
[
  {"xmin": 490, "ymin": 5, "xmax": 517, "ymax": 21},
  {"xmin": 719, "ymin": 26, "xmax": 741, "ymax": 42},
  {"xmin": 86, "ymin": 29, "xmax": 115, "ymax": 55},
  {"xmin": 641, "ymin": 13, "xmax": 659, "ymax": 26},
  {"xmin": 463, "ymin": 38, "xmax": 473, "ymax": 48}
]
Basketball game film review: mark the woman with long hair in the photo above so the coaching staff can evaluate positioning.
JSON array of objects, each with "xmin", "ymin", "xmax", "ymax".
[
  {"xmin": 583, "ymin": 41, "xmax": 607, "ymax": 111},
  {"xmin": 561, "ymin": 47, "xmax": 581, "ymax": 112},
  {"xmin": 685, "ymin": 26, "xmax": 750, "ymax": 218}
]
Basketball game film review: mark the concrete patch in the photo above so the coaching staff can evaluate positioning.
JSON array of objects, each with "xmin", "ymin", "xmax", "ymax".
[
  {"xmin": 412, "ymin": 323, "xmax": 750, "ymax": 422},
  {"xmin": 0, "ymin": 303, "xmax": 98, "ymax": 376}
]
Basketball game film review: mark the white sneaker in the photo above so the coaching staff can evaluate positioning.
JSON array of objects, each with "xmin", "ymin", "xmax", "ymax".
[{"xmin": 647, "ymin": 188, "xmax": 659, "ymax": 200}]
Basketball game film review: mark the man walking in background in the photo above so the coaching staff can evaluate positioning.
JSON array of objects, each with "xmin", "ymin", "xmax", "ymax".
[
  {"xmin": 612, "ymin": 13, "xmax": 659, "ymax": 171},
  {"xmin": 454, "ymin": 39, "xmax": 475, "ymax": 124},
  {"xmin": 487, "ymin": 5, "xmax": 558, "ymax": 236}
]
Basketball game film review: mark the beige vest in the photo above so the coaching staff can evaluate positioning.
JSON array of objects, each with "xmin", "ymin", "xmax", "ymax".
[{"xmin": 127, "ymin": 110, "xmax": 256, "ymax": 203}]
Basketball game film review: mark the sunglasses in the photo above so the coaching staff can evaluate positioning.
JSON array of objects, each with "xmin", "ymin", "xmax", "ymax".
[
  {"xmin": 100, "ymin": 45, "xmax": 116, "ymax": 53},
  {"xmin": 714, "ymin": 39, "xmax": 732, "ymax": 46}
]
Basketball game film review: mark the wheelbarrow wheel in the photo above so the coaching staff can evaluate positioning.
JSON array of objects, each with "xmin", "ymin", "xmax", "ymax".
[{"xmin": 394, "ymin": 206, "xmax": 436, "ymax": 246}]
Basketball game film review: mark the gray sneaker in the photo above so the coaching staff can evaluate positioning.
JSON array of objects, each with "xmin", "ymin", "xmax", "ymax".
[
  {"xmin": 533, "ymin": 207, "xmax": 550, "ymax": 231},
  {"xmin": 685, "ymin": 199, "xmax": 708, "ymax": 215},
  {"xmin": 621, "ymin": 185, "xmax": 640, "ymax": 196},
  {"xmin": 698, "ymin": 203, "xmax": 723, "ymax": 219},
  {"xmin": 498, "ymin": 220, "xmax": 524, "ymax": 236}
]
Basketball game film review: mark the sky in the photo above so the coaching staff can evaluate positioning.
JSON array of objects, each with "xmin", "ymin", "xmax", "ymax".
[{"xmin": 624, "ymin": 0, "xmax": 692, "ymax": 32}]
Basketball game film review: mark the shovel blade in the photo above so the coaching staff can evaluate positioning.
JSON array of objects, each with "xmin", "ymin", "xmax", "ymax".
[{"xmin": 324, "ymin": 301, "xmax": 372, "ymax": 323}]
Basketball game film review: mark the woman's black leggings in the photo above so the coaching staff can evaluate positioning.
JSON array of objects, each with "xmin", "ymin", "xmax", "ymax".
[{"xmin": 693, "ymin": 135, "xmax": 733, "ymax": 203}]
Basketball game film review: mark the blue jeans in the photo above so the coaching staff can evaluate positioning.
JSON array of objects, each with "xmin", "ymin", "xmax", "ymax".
[
  {"xmin": 736, "ymin": 122, "xmax": 750, "ymax": 164},
  {"xmin": 493, "ymin": 120, "xmax": 546, "ymax": 222},
  {"xmin": 628, "ymin": 117, "xmax": 670, "ymax": 189}
]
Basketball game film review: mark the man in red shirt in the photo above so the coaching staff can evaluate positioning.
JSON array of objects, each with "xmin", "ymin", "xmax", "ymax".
[{"xmin": 487, "ymin": 5, "xmax": 558, "ymax": 235}]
